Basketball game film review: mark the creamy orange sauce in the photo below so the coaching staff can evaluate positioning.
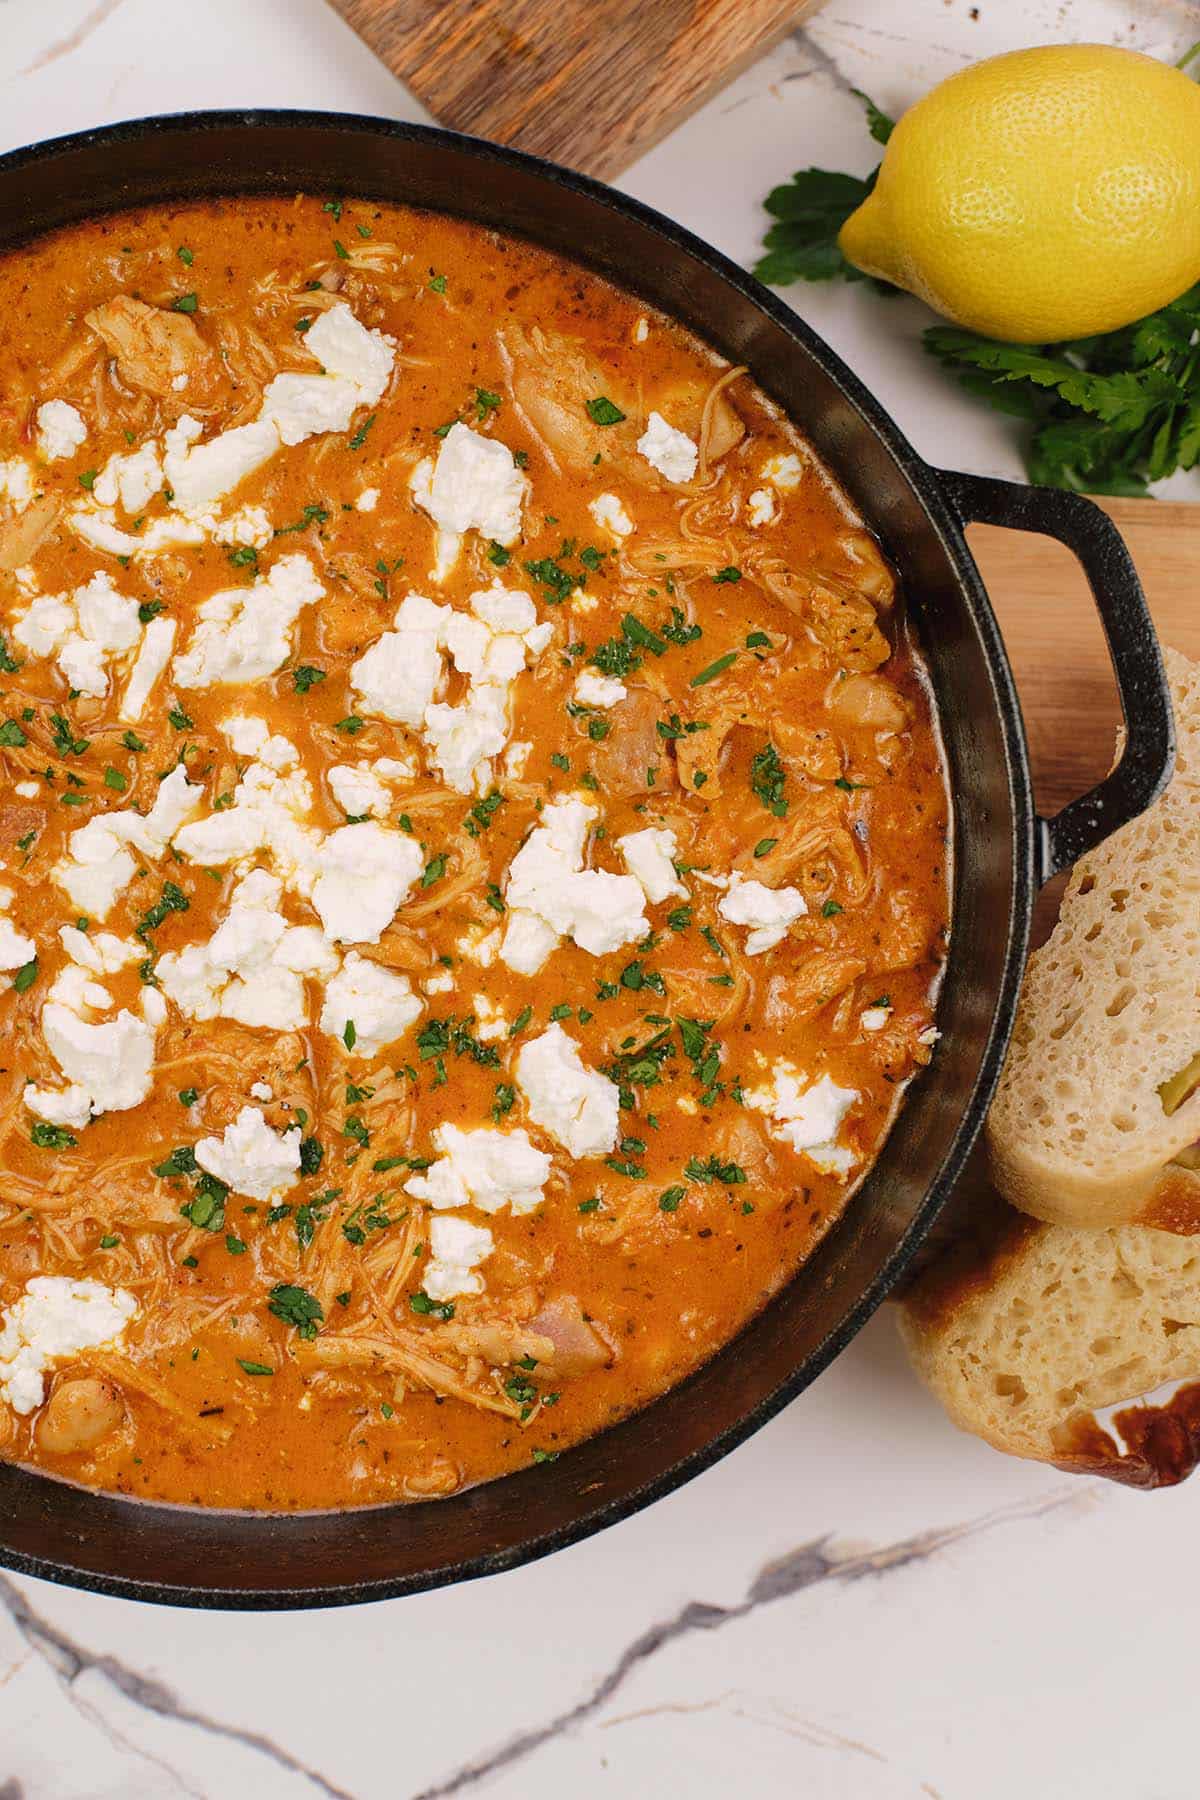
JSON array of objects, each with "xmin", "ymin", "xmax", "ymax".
[{"xmin": 0, "ymin": 196, "xmax": 949, "ymax": 1509}]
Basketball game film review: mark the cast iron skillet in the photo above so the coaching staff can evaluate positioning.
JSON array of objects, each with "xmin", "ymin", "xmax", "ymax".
[{"xmin": 0, "ymin": 112, "xmax": 1174, "ymax": 1608}]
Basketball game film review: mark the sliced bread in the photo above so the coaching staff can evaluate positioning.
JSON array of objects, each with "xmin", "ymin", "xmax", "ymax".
[
  {"xmin": 898, "ymin": 1207, "xmax": 1200, "ymax": 1486},
  {"xmin": 987, "ymin": 646, "xmax": 1200, "ymax": 1230}
]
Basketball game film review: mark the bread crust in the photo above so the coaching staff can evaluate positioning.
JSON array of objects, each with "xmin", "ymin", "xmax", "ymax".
[
  {"xmin": 898, "ymin": 1207, "xmax": 1200, "ymax": 1487},
  {"xmin": 986, "ymin": 646, "xmax": 1200, "ymax": 1231}
]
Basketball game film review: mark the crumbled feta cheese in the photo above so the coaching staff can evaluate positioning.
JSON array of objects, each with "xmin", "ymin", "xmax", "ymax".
[
  {"xmin": 157, "ymin": 869, "xmax": 338, "ymax": 1032},
  {"xmin": 351, "ymin": 585, "xmax": 551, "ymax": 795},
  {"xmin": 303, "ymin": 303, "xmax": 394, "ymax": 403},
  {"xmin": 746, "ymin": 487, "xmax": 777, "ymax": 527},
  {"xmin": 637, "ymin": 411, "xmax": 698, "ymax": 484},
  {"xmin": 746, "ymin": 1064, "xmax": 859, "ymax": 1174},
  {"xmin": 250, "ymin": 1081, "xmax": 273, "ymax": 1101},
  {"xmin": 0, "ymin": 458, "xmax": 34, "ymax": 510},
  {"xmin": 173, "ymin": 756, "xmax": 319, "ymax": 897},
  {"xmin": 424, "ymin": 970, "xmax": 454, "ymax": 995},
  {"xmin": 35, "ymin": 400, "xmax": 87, "ymax": 464},
  {"xmin": 219, "ymin": 715, "xmax": 298, "ymax": 771},
  {"xmin": 311, "ymin": 822, "xmax": 423, "ymax": 944},
  {"xmin": 54, "ymin": 765, "xmax": 201, "ymax": 918},
  {"xmin": 355, "ymin": 487, "xmax": 379, "ymax": 512},
  {"xmin": 860, "ymin": 1005, "xmax": 891, "ymax": 1033},
  {"xmin": 173, "ymin": 553, "xmax": 323, "ymax": 688},
  {"xmin": 632, "ymin": 316, "xmax": 650, "ymax": 345},
  {"xmin": 215, "ymin": 506, "xmax": 273, "ymax": 549},
  {"xmin": 93, "ymin": 441, "xmax": 162, "ymax": 511},
  {"xmin": 503, "ymin": 741, "xmax": 532, "ymax": 779},
  {"xmin": 717, "ymin": 874, "xmax": 806, "ymax": 955},
  {"xmin": 319, "ymin": 951, "xmax": 422, "ymax": 1055},
  {"xmin": 412, "ymin": 422, "xmax": 527, "ymax": 545},
  {"xmin": 31, "ymin": 959, "xmax": 162, "ymax": 1122},
  {"xmin": 516, "ymin": 1022, "xmax": 619, "ymax": 1160},
  {"xmin": 574, "ymin": 669, "xmax": 626, "ymax": 708},
  {"xmin": 163, "ymin": 414, "xmax": 280, "ymax": 519},
  {"xmin": 328, "ymin": 763, "xmax": 390, "ymax": 819},
  {"xmin": 13, "ymin": 781, "xmax": 38, "ymax": 800},
  {"xmin": 458, "ymin": 925, "xmax": 500, "ymax": 968},
  {"xmin": 761, "ymin": 452, "xmax": 804, "ymax": 492},
  {"xmin": 194, "ymin": 1105, "xmax": 301, "ymax": 1201},
  {"xmin": 404, "ymin": 1122, "xmax": 550, "ymax": 1215},
  {"xmin": 423, "ymin": 1215, "xmax": 495, "ymax": 1302},
  {"xmin": 0, "ymin": 885, "xmax": 34, "ymax": 976},
  {"xmin": 588, "ymin": 492, "xmax": 634, "ymax": 539},
  {"xmin": 472, "ymin": 990, "xmax": 508, "ymax": 1040},
  {"xmin": 618, "ymin": 826, "xmax": 685, "ymax": 906},
  {"xmin": 501, "ymin": 797, "xmax": 648, "ymax": 973},
  {"xmin": 120, "ymin": 615, "xmax": 177, "ymax": 722},
  {"xmin": 13, "ymin": 570, "xmax": 141, "ymax": 700},
  {"xmin": 0, "ymin": 1278, "xmax": 137, "ymax": 1415},
  {"xmin": 350, "ymin": 591, "xmax": 451, "ymax": 725}
]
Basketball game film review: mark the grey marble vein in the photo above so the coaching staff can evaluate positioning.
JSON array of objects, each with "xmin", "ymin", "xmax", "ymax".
[
  {"xmin": 413, "ymin": 1486, "xmax": 1085, "ymax": 1798},
  {"xmin": 790, "ymin": 25, "xmax": 863, "ymax": 101},
  {"xmin": 20, "ymin": 0, "xmax": 127, "ymax": 75},
  {"xmin": 0, "ymin": 1573, "xmax": 355, "ymax": 1800}
]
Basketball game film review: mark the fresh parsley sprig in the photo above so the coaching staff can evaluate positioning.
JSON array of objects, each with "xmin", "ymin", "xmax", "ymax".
[{"xmin": 755, "ymin": 88, "xmax": 1200, "ymax": 495}]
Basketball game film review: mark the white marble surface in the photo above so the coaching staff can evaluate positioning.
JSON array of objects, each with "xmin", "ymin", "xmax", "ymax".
[{"xmin": 1, "ymin": 2, "xmax": 1199, "ymax": 1795}]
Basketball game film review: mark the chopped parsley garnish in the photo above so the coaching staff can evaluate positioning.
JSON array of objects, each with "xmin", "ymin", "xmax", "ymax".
[
  {"xmin": 178, "ymin": 1088, "xmax": 198, "ymax": 1106},
  {"xmin": 523, "ymin": 550, "xmax": 576, "ymax": 605},
  {"xmin": 753, "ymin": 837, "xmax": 778, "ymax": 858},
  {"xmin": 77, "ymin": 469, "xmax": 98, "ymax": 491},
  {"xmin": 12, "ymin": 958, "xmax": 39, "ymax": 994},
  {"xmin": 822, "ymin": 899, "xmax": 843, "ymax": 918},
  {"xmin": 238, "ymin": 1360, "xmax": 273, "ymax": 1376},
  {"xmin": 177, "ymin": 245, "xmax": 194, "ymax": 265},
  {"xmin": 136, "ymin": 880, "xmax": 189, "ymax": 939},
  {"xmin": 684, "ymin": 1154, "xmax": 747, "ymax": 1186},
  {"xmin": 171, "ymin": 293, "xmax": 199, "ymax": 313},
  {"xmin": 0, "ymin": 720, "xmax": 27, "ymax": 747},
  {"xmin": 690, "ymin": 651, "xmax": 738, "ymax": 687},
  {"xmin": 410, "ymin": 1291, "xmax": 455, "ymax": 1321},
  {"xmin": 713, "ymin": 566, "xmax": 742, "ymax": 583},
  {"xmin": 138, "ymin": 600, "xmax": 165, "ymax": 623},
  {"xmin": 508, "ymin": 1004, "xmax": 533, "ymax": 1037},
  {"xmin": 658, "ymin": 1186, "xmax": 686, "ymax": 1213},
  {"xmin": 104, "ymin": 768, "xmax": 128, "ymax": 792},
  {"xmin": 168, "ymin": 705, "xmax": 193, "ymax": 731},
  {"xmin": 485, "ymin": 882, "xmax": 506, "ymax": 913},
  {"xmin": 750, "ymin": 742, "xmax": 788, "ymax": 818},
  {"xmin": 348, "ymin": 412, "xmax": 376, "ymax": 450},
  {"xmin": 334, "ymin": 715, "xmax": 365, "ymax": 734},
  {"xmin": 0, "ymin": 636, "xmax": 20, "ymax": 674},
  {"xmin": 293, "ymin": 664, "xmax": 326, "ymax": 694},
  {"xmin": 586, "ymin": 396, "xmax": 626, "ymax": 426},
  {"xmin": 429, "ymin": 272, "xmax": 447, "ymax": 293},
  {"xmin": 299, "ymin": 1137, "xmax": 324, "ymax": 1176},
  {"xmin": 464, "ymin": 790, "xmax": 504, "ymax": 837},
  {"xmin": 343, "ymin": 1019, "xmax": 357, "ymax": 1051},
  {"xmin": 268, "ymin": 1283, "xmax": 324, "ymax": 1340},
  {"xmin": 492, "ymin": 1083, "xmax": 516, "ymax": 1123},
  {"xmin": 50, "ymin": 713, "xmax": 89, "ymax": 757},
  {"xmin": 277, "ymin": 503, "xmax": 331, "ymax": 535},
  {"xmin": 421, "ymin": 853, "xmax": 447, "ymax": 887},
  {"xmin": 31, "ymin": 1122, "xmax": 75, "ymax": 1149},
  {"xmin": 475, "ymin": 386, "xmax": 502, "ymax": 420}
]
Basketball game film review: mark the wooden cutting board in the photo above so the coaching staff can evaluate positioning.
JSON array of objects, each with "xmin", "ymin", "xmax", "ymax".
[
  {"xmin": 327, "ymin": 0, "xmax": 819, "ymax": 178},
  {"xmin": 967, "ymin": 497, "xmax": 1198, "ymax": 825}
]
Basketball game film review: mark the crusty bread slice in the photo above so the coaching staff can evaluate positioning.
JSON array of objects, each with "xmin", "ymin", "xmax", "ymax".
[
  {"xmin": 987, "ymin": 646, "xmax": 1200, "ymax": 1230},
  {"xmin": 898, "ymin": 1208, "xmax": 1200, "ymax": 1486}
]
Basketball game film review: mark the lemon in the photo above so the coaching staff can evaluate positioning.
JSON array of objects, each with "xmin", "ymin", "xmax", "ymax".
[{"xmin": 838, "ymin": 45, "xmax": 1200, "ymax": 343}]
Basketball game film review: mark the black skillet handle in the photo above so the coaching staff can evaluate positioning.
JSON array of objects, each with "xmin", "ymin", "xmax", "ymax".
[{"xmin": 935, "ymin": 469, "xmax": 1175, "ymax": 885}]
